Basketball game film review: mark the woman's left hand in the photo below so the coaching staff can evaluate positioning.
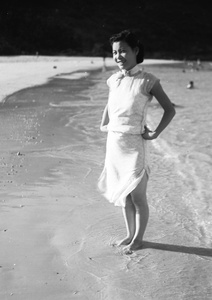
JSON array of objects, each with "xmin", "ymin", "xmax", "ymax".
[{"xmin": 142, "ymin": 126, "xmax": 158, "ymax": 140}]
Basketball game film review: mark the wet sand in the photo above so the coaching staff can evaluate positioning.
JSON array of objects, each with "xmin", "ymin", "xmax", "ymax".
[{"xmin": 1, "ymin": 58, "xmax": 212, "ymax": 299}]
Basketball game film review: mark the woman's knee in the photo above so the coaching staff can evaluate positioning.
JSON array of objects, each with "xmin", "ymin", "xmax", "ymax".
[
  {"xmin": 131, "ymin": 193, "xmax": 148, "ymax": 210},
  {"xmin": 131, "ymin": 173, "xmax": 148, "ymax": 208}
]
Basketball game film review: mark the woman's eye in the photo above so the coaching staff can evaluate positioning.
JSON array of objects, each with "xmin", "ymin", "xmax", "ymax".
[{"xmin": 112, "ymin": 49, "xmax": 126, "ymax": 55}]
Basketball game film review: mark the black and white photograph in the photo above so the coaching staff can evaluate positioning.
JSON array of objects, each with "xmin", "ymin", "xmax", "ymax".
[{"xmin": 0, "ymin": 1, "xmax": 212, "ymax": 299}]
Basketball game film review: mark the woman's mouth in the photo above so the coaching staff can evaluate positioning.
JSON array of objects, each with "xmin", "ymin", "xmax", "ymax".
[{"xmin": 117, "ymin": 60, "xmax": 125, "ymax": 65}]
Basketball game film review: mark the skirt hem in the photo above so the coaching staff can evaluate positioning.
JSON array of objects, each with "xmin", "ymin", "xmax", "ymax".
[{"xmin": 99, "ymin": 166, "xmax": 150, "ymax": 207}]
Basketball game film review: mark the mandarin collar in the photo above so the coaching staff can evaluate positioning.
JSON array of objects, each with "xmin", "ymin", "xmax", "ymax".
[{"xmin": 121, "ymin": 65, "xmax": 141, "ymax": 76}]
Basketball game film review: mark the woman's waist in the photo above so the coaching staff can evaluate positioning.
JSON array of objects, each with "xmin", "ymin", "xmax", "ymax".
[
  {"xmin": 107, "ymin": 124, "xmax": 144, "ymax": 134},
  {"xmin": 107, "ymin": 118, "xmax": 145, "ymax": 134}
]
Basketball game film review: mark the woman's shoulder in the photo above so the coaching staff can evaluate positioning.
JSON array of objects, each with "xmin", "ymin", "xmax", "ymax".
[
  {"xmin": 106, "ymin": 72, "xmax": 120, "ymax": 86},
  {"xmin": 108, "ymin": 71, "xmax": 121, "ymax": 80},
  {"xmin": 139, "ymin": 70, "xmax": 160, "ymax": 94}
]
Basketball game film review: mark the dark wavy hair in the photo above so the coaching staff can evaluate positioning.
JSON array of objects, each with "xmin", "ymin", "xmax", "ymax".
[{"xmin": 109, "ymin": 30, "xmax": 144, "ymax": 64}]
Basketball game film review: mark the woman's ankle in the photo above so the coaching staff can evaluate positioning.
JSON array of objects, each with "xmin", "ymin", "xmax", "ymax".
[{"xmin": 117, "ymin": 236, "xmax": 133, "ymax": 246}]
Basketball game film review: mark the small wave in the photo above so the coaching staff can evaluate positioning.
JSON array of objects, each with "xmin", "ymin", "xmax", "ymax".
[
  {"xmin": 150, "ymin": 131, "xmax": 212, "ymax": 245},
  {"xmin": 151, "ymin": 138, "xmax": 180, "ymax": 162},
  {"xmin": 56, "ymin": 71, "xmax": 89, "ymax": 80}
]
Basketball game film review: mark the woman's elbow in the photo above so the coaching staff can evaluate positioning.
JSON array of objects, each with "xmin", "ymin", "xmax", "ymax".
[
  {"xmin": 165, "ymin": 105, "xmax": 176, "ymax": 119},
  {"xmin": 172, "ymin": 105, "xmax": 176, "ymax": 116},
  {"xmin": 170, "ymin": 106, "xmax": 176, "ymax": 119}
]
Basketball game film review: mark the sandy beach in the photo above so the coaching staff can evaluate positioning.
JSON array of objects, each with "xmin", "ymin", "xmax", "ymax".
[{"xmin": 1, "ymin": 56, "xmax": 212, "ymax": 300}]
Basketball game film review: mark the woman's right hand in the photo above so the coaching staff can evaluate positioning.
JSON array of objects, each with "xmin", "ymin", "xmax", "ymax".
[{"xmin": 100, "ymin": 125, "xmax": 108, "ymax": 132}]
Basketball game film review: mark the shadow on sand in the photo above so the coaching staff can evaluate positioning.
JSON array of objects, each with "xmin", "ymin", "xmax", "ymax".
[{"xmin": 142, "ymin": 241, "xmax": 212, "ymax": 257}]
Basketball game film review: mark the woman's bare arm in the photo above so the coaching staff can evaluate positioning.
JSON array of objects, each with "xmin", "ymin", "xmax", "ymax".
[
  {"xmin": 142, "ymin": 81, "xmax": 176, "ymax": 140},
  {"xmin": 100, "ymin": 104, "xmax": 109, "ymax": 132}
]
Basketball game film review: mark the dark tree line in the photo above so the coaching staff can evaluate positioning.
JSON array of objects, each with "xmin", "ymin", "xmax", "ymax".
[{"xmin": 0, "ymin": 0, "xmax": 212, "ymax": 60}]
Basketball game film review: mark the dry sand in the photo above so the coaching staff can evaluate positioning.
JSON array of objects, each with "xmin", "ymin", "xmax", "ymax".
[{"xmin": 1, "ymin": 56, "xmax": 211, "ymax": 300}]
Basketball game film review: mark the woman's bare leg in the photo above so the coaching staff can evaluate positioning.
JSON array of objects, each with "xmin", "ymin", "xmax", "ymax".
[
  {"xmin": 117, "ymin": 195, "xmax": 136, "ymax": 246},
  {"xmin": 123, "ymin": 172, "xmax": 149, "ymax": 252}
]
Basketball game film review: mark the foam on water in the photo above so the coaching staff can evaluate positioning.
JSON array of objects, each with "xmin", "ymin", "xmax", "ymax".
[
  {"xmin": 56, "ymin": 71, "xmax": 89, "ymax": 80},
  {"xmin": 147, "ymin": 62, "xmax": 212, "ymax": 240},
  {"xmin": 153, "ymin": 137, "xmax": 211, "ymax": 243}
]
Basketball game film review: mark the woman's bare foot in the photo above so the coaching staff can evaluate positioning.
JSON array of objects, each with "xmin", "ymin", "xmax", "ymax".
[
  {"xmin": 122, "ymin": 239, "xmax": 143, "ymax": 254},
  {"xmin": 111, "ymin": 236, "xmax": 133, "ymax": 247},
  {"xmin": 117, "ymin": 236, "xmax": 133, "ymax": 246}
]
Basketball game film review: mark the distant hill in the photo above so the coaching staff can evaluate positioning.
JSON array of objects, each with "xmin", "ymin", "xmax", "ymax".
[{"xmin": 0, "ymin": 0, "xmax": 211, "ymax": 60}]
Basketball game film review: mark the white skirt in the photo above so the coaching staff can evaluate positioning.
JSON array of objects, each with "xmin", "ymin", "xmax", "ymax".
[{"xmin": 98, "ymin": 131, "xmax": 150, "ymax": 207}]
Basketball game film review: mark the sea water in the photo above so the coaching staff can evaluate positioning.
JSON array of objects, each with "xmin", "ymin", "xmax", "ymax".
[
  {"xmin": 73, "ymin": 63, "xmax": 212, "ymax": 247},
  {"xmin": 60, "ymin": 63, "xmax": 212, "ymax": 299},
  {"xmin": 47, "ymin": 63, "xmax": 212, "ymax": 246},
  {"xmin": 145, "ymin": 63, "xmax": 212, "ymax": 246}
]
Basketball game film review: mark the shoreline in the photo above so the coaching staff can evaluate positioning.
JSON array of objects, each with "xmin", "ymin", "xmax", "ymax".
[{"xmin": 0, "ymin": 55, "xmax": 181, "ymax": 103}]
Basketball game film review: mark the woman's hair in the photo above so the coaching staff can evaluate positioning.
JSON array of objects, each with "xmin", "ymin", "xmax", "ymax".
[{"xmin": 109, "ymin": 29, "xmax": 144, "ymax": 64}]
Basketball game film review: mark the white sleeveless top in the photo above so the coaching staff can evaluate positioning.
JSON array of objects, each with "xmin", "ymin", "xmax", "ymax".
[{"xmin": 107, "ymin": 65, "xmax": 159, "ymax": 134}]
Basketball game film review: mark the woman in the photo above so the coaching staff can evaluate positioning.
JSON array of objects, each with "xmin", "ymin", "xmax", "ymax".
[{"xmin": 98, "ymin": 30, "xmax": 176, "ymax": 254}]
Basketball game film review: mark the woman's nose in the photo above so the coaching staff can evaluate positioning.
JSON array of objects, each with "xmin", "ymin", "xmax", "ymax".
[
  {"xmin": 116, "ymin": 52, "xmax": 122, "ymax": 60},
  {"xmin": 114, "ymin": 53, "xmax": 119, "ymax": 61}
]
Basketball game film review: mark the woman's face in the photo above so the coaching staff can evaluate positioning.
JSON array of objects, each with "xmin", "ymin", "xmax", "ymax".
[{"xmin": 112, "ymin": 41, "xmax": 138, "ymax": 71}]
